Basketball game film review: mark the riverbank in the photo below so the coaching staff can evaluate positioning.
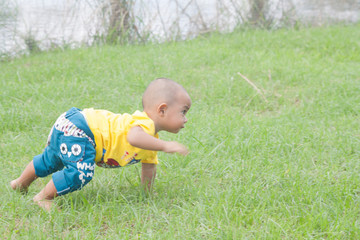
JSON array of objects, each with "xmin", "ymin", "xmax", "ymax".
[
  {"xmin": 1, "ymin": 24, "xmax": 360, "ymax": 238},
  {"xmin": 1, "ymin": 0, "xmax": 359, "ymax": 56}
]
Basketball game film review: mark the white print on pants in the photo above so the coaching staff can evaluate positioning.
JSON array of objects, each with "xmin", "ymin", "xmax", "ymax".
[{"xmin": 77, "ymin": 162, "xmax": 95, "ymax": 184}]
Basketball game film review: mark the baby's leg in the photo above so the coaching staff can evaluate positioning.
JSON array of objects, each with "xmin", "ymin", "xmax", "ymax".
[
  {"xmin": 11, "ymin": 127, "xmax": 56, "ymax": 192},
  {"xmin": 11, "ymin": 160, "xmax": 38, "ymax": 192},
  {"xmin": 33, "ymin": 179, "xmax": 58, "ymax": 212}
]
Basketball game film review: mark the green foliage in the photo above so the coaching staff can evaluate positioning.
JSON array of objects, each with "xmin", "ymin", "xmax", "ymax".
[
  {"xmin": 24, "ymin": 34, "xmax": 41, "ymax": 54},
  {"xmin": 104, "ymin": 0, "xmax": 141, "ymax": 45},
  {"xmin": 1, "ymin": 24, "xmax": 360, "ymax": 238}
]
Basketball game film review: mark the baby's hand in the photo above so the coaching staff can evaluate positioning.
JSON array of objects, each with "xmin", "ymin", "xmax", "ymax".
[{"xmin": 163, "ymin": 141, "xmax": 189, "ymax": 156}]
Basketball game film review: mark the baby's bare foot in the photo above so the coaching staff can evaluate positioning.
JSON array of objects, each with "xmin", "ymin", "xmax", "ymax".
[
  {"xmin": 10, "ymin": 179, "xmax": 28, "ymax": 193},
  {"xmin": 33, "ymin": 194, "xmax": 53, "ymax": 212}
]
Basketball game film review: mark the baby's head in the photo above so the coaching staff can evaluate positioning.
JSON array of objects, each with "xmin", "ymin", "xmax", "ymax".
[{"xmin": 142, "ymin": 78, "xmax": 191, "ymax": 133}]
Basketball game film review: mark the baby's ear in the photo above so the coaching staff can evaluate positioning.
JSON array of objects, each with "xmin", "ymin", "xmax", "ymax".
[{"xmin": 157, "ymin": 103, "xmax": 167, "ymax": 116}]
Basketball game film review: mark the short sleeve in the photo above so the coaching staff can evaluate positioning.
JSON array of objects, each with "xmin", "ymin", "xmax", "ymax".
[
  {"xmin": 129, "ymin": 111, "xmax": 159, "ymax": 165},
  {"xmin": 141, "ymin": 154, "xmax": 159, "ymax": 164},
  {"xmin": 129, "ymin": 111, "xmax": 156, "ymax": 136}
]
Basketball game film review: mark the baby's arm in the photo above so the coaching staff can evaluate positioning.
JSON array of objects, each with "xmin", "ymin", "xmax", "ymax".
[
  {"xmin": 127, "ymin": 126, "xmax": 189, "ymax": 155},
  {"xmin": 141, "ymin": 163, "xmax": 156, "ymax": 192}
]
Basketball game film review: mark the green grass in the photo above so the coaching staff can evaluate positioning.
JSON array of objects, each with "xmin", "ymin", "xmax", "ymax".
[{"xmin": 1, "ymin": 24, "xmax": 360, "ymax": 239}]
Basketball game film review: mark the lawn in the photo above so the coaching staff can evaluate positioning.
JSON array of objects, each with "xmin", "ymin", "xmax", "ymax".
[{"xmin": 1, "ymin": 24, "xmax": 360, "ymax": 239}]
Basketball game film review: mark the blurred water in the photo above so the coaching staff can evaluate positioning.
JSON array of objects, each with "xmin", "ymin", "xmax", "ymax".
[
  {"xmin": 0, "ymin": 0, "xmax": 98, "ymax": 55},
  {"xmin": 1, "ymin": 0, "xmax": 359, "ymax": 55}
]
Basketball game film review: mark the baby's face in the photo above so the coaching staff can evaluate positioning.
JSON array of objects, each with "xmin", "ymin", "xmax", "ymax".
[{"xmin": 162, "ymin": 91, "xmax": 191, "ymax": 133}]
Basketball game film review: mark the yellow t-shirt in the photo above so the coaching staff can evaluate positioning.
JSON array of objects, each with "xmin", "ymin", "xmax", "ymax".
[{"xmin": 82, "ymin": 108, "xmax": 159, "ymax": 167}]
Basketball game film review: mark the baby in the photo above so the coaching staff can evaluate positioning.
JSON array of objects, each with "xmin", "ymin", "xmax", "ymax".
[{"xmin": 11, "ymin": 78, "xmax": 192, "ymax": 211}]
